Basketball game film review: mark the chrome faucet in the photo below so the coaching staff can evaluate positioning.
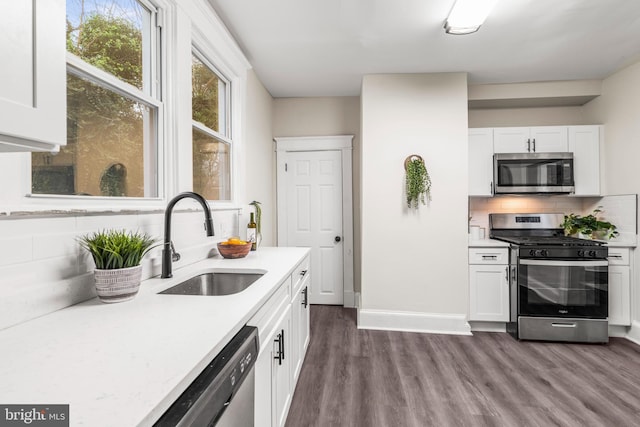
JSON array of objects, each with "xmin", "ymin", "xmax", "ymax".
[{"xmin": 162, "ymin": 192, "xmax": 214, "ymax": 278}]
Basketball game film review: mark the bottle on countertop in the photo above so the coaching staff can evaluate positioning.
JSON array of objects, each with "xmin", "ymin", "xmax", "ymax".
[{"xmin": 247, "ymin": 212, "xmax": 257, "ymax": 251}]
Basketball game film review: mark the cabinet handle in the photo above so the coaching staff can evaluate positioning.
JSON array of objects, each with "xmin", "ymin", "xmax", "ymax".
[
  {"xmin": 610, "ymin": 255, "xmax": 623, "ymax": 259},
  {"xmin": 274, "ymin": 331, "xmax": 284, "ymax": 365},
  {"xmin": 490, "ymin": 181, "xmax": 493, "ymax": 195},
  {"xmin": 282, "ymin": 329, "xmax": 285, "ymax": 361},
  {"xmin": 302, "ymin": 287, "xmax": 308, "ymax": 308},
  {"xmin": 505, "ymin": 266, "xmax": 509, "ymax": 282},
  {"xmin": 532, "ymin": 138, "xmax": 536, "ymax": 152},
  {"xmin": 482, "ymin": 255, "xmax": 497, "ymax": 260},
  {"xmin": 300, "ymin": 269, "xmax": 308, "ymax": 277},
  {"xmin": 527, "ymin": 139, "xmax": 531, "ymax": 152}
]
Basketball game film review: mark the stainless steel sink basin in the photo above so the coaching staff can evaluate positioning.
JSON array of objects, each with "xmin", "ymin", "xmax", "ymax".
[{"xmin": 159, "ymin": 272, "xmax": 264, "ymax": 296}]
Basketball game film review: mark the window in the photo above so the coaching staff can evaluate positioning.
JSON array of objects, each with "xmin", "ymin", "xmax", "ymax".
[
  {"xmin": 191, "ymin": 51, "xmax": 231, "ymax": 201},
  {"xmin": 31, "ymin": 0, "xmax": 162, "ymax": 198}
]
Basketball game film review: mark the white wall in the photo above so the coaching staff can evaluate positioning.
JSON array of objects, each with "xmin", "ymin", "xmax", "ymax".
[
  {"xmin": 244, "ymin": 70, "xmax": 275, "ymax": 246},
  {"xmin": 468, "ymin": 106, "xmax": 587, "ymax": 128},
  {"xmin": 582, "ymin": 59, "xmax": 640, "ymax": 339},
  {"xmin": 360, "ymin": 73, "xmax": 469, "ymax": 321},
  {"xmin": 273, "ymin": 97, "xmax": 362, "ymax": 291}
]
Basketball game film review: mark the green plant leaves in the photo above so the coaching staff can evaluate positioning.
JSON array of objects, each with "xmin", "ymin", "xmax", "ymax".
[
  {"xmin": 561, "ymin": 208, "xmax": 619, "ymax": 239},
  {"xmin": 405, "ymin": 158, "xmax": 432, "ymax": 209},
  {"xmin": 79, "ymin": 229, "xmax": 158, "ymax": 270}
]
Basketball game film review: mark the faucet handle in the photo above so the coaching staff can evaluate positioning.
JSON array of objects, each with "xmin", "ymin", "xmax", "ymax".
[{"xmin": 170, "ymin": 241, "xmax": 181, "ymax": 262}]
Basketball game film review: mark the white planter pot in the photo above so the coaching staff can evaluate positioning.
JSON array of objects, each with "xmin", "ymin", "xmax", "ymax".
[{"xmin": 94, "ymin": 265, "xmax": 143, "ymax": 303}]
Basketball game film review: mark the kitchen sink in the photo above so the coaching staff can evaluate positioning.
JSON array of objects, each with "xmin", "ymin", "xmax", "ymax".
[{"xmin": 159, "ymin": 272, "xmax": 264, "ymax": 296}]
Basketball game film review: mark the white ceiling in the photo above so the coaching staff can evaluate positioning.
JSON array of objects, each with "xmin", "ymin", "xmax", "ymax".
[{"xmin": 208, "ymin": 0, "xmax": 640, "ymax": 98}]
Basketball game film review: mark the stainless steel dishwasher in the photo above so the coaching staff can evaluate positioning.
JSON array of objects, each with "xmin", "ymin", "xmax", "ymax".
[{"xmin": 154, "ymin": 326, "xmax": 259, "ymax": 427}]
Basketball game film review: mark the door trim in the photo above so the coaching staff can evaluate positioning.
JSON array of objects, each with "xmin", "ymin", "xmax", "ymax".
[{"xmin": 274, "ymin": 135, "xmax": 355, "ymax": 307}]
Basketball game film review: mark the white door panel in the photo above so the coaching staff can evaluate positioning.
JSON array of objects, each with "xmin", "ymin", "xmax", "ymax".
[{"xmin": 285, "ymin": 150, "xmax": 344, "ymax": 305}]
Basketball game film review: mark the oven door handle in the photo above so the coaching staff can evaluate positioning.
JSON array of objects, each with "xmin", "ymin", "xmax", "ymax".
[{"xmin": 519, "ymin": 259, "xmax": 608, "ymax": 267}]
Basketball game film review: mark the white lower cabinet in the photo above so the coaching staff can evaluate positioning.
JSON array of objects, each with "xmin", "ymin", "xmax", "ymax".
[
  {"xmin": 608, "ymin": 248, "xmax": 632, "ymax": 326},
  {"xmin": 469, "ymin": 248, "xmax": 510, "ymax": 322},
  {"xmin": 251, "ymin": 254, "xmax": 311, "ymax": 427}
]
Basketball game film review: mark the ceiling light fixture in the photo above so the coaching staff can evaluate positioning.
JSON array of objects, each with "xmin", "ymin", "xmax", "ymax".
[{"xmin": 444, "ymin": 0, "xmax": 499, "ymax": 35}]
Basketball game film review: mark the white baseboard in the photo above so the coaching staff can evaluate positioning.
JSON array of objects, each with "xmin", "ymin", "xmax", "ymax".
[
  {"xmin": 625, "ymin": 321, "xmax": 640, "ymax": 346},
  {"xmin": 469, "ymin": 321, "xmax": 507, "ymax": 333},
  {"xmin": 608, "ymin": 325, "xmax": 629, "ymax": 338},
  {"xmin": 357, "ymin": 307, "xmax": 472, "ymax": 336},
  {"xmin": 343, "ymin": 290, "xmax": 356, "ymax": 308}
]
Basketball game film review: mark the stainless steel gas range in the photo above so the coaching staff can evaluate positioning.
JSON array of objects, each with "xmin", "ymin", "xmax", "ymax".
[{"xmin": 490, "ymin": 213, "xmax": 608, "ymax": 344}]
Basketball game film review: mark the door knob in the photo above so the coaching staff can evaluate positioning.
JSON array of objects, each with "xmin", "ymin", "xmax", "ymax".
[{"xmin": 335, "ymin": 236, "xmax": 341, "ymax": 243}]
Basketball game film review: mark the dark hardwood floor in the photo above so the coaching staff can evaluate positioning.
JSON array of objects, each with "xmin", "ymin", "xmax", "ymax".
[{"xmin": 286, "ymin": 305, "xmax": 640, "ymax": 427}]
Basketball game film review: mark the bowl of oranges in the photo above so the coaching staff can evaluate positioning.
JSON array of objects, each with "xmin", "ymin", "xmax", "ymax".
[{"xmin": 217, "ymin": 237, "xmax": 252, "ymax": 259}]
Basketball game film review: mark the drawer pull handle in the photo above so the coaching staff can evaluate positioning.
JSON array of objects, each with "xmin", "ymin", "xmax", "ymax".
[
  {"xmin": 300, "ymin": 269, "xmax": 308, "ymax": 276},
  {"xmin": 302, "ymin": 287, "xmax": 309, "ymax": 308},
  {"xmin": 482, "ymin": 255, "xmax": 497, "ymax": 260},
  {"xmin": 610, "ymin": 255, "xmax": 623, "ymax": 259},
  {"xmin": 551, "ymin": 323, "xmax": 577, "ymax": 328}
]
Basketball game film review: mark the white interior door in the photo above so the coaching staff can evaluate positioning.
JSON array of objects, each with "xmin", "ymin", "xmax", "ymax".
[{"xmin": 284, "ymin": 150, "xmax": 344, "ymax": 305}]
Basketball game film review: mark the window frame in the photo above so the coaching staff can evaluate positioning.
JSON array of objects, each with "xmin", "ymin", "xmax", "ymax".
[
  {"xmin": 190, "ymin": 46, "xmax": 233, "ymax": 202},
  {"xmin": 26, "ymin": 0, "xmax": 167, "ymax": 207}
]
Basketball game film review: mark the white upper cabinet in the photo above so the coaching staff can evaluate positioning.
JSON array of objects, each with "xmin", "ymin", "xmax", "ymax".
[
  {"xmin": 468, "ymin": 128, "xmax": 494, "ymax": 196},
  {"xmin": 0, "ymin": 0, "xmax": 66, "ymax": 152},
  {"xmin": 568, "ymin": 125, "xmax": 601, "ymax": 196},
  {"xmin": 494, "ymin": 126, "xmax": 568, "ymax": 153}
]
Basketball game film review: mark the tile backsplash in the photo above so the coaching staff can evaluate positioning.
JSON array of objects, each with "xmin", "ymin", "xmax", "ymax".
[
  {"xmin": 470, "ymin": 195, "xmax": 638, "ymax": 245},
  {"xmin": 0, "ymin": 209, "xmax": 239, "ymax": 330},
  {"xmin": 469, "ymin": 196, "xmax": 587, "ymax": 233}
]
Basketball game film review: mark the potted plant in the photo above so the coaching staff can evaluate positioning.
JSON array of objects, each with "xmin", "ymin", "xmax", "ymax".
[
  {"xmin": 405, "ymin": 155, "xmax": 432, "ymax": 209},
  {"xmin": 79, "ymin": 229, "xmax": 158, "ymax": 303},
  {"xmin": 561, "ymin": 208, "xmax": 619, "ymax": 240}
]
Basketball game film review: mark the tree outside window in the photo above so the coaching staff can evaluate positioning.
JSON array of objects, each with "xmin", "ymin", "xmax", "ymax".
[{"xmin": 32, "ymin": 0, "xmax": 159, "ymax": 198}]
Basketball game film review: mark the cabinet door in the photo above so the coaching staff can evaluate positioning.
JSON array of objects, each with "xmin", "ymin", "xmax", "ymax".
[
  {"xmin": 0, "ymin": 0, "xmax": 66, "ymax": 152},
  {"xmin": 254, "ymin": 344, "xmax": 274, "ymax": 427},
  {"xmin": 529, "ymin": 126, "xmax": 568, "ymax": 152},
  {"xmin": 568, "ymin": 125, "xmax": 601, "ymax": 196},
  {"xmin": 273, "ymin": 306, "xmax": 292, "ymax": 427},
  {"xmin": 469, "ymin": 264, "xmax": 510, "ymax": 321},
  {"xmin": 468, "ymin": 128, "xmax": 494, "ymax": 196},
  {"xmin": 608, "ymin": 265, "xmax": 631, "ymax": 326},
  {"xmin": 493, "ymin": 128, "xmax": 531, "ymax": 153},
  {"xmin": 291, "ymin": 283, "xmax": 310, "ymax": 385}
]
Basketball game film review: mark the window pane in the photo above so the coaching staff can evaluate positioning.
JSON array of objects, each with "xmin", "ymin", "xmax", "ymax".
[
  {"xmin": 192, "ymin": 128, "xmax": 230, "ymax": 201},
  {"xmin": 192, "ymin": 54, "xmax": 227, "ymax": 135},
  {"xmin": 32, "ymin": 73, "xmax": 157, "ymax": 197},
  {"xmin": 66, "ymin": 0, "xmax": 148, "ymax": 90}
]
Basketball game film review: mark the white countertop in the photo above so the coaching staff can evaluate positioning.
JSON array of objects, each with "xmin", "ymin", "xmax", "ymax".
[
  {"xmin": 0, "ymin": 247, "xmax": 309, "ymax": 427},
  {"xmin": 468, "ymin": 237, "xmax": 511, "ymax": 247}
]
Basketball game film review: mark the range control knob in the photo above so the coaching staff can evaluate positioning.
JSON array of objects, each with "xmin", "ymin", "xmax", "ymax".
[
  {"xmin": 529, "ymin": 250, "xmax": 536, "ymax": 256},
  {"xmin": 539, "ymin": 249, "xmax": 548, "ymax": 257},
  {"xmin": 577, "ymin": 250, "xmax": 585, "ymax": 257},
  {"xmin": 588, "ymin": 250, "xmax": 597, "ymax": 257}
]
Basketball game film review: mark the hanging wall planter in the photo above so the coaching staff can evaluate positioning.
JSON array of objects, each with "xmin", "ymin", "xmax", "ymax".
[{"xmin": 404, "ymin": 155, "xmax": 432, "ymax": 209}]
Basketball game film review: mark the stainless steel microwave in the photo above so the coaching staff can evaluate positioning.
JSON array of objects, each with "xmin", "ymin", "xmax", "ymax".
[{"xmin": 493, "ymin": 152, "xmax": 574, "ymax": 194}]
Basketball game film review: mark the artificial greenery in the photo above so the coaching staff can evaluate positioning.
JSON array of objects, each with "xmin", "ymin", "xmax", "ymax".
[
  {"xmin": 405, "ymin": 157, "xmax": 432, "ymax": 209},
  {"xmin": 561, "ymin": 208, "xmax": 619, "ymax": 239},
  {"xmin": 250, "ymin": 200, "xmax": 262, "ymax": 245},
  {"xmin": 79, "ymin": 229, "xmax": 157, "ymax": 270}
]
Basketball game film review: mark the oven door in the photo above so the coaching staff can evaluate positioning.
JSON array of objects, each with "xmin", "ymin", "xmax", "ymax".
[
  {"xmin": 494, "ymin": 153, "xmax": 574, "ymax": 194},
  {"xmin": 518, "ymin": 259, "xmax": 608, "ymax": 318}
]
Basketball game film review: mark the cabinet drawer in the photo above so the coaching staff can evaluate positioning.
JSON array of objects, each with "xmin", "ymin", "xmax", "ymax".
[
  {"xmin": 248, "ymin": 276, "xmax": 291, "ymax": 355},
  {"xmin": 608, "ymin": 248, "xmax": 630, "ymax": 265},
  {"xmin": 291, "ymin": 255, "xmax": 310, "ymax": 297},
  {"xmin": 469, "ymin": 248, "xmax": 508, "ymax": 265}
]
